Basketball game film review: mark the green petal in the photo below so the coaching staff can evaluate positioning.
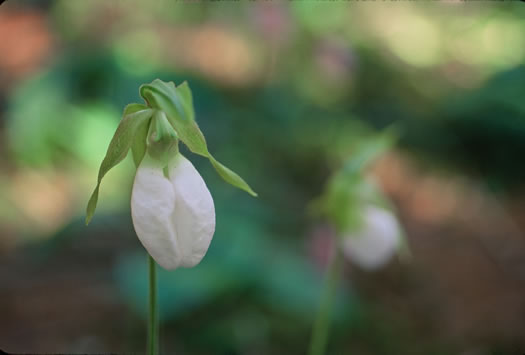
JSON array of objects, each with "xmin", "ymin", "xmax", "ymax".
[
  {"xmin": 209, "ymin": 156, "xmax": 257, "ymax": 197},
  {"xmin": 139, "ymin": 79, "xmax": 257, "ymax": 197},
  {"xmin": 131, "ymin": 114, "xmax": 150, "ymax": 168},
  {"xmin": 140, "ymin": 80, "xmax": 209, "ymax": 157},
  {"xmin": 86, "ymin": 105, "xmax": 153, "ymax": 225}
]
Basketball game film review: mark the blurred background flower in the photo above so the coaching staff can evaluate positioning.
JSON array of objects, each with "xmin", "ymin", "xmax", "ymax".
[{"xmin": 2, "ymin": 0, "xmax": 525, "ymax": 354}]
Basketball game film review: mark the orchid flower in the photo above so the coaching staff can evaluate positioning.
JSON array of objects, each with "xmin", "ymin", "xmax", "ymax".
[
  {"xmin": 312, "ymin": 130, "xmax": 407, "ymax": 270},
  {"xmin": 86, "ymin": 79, "xmax": 256, "ymax": 270}
]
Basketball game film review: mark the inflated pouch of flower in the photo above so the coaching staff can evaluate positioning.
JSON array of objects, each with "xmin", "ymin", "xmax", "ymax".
[{"xmin": 86, "ymin": 79, "xmax": 256, "ymax": 270}]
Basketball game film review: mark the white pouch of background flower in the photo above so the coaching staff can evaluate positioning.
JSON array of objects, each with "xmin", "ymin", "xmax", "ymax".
[{"xmin": 341, "ymin": 205, "xmax": 401, "ymax": 270}]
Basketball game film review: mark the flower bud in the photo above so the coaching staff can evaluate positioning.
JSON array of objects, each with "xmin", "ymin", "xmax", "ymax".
[
  {"xmin": 131, "ymin": 153, "xmax": 215, "ymax": 270},
  {"xmin": 341, "ymin": 205, "xmax": 401, "ymax": 270}
]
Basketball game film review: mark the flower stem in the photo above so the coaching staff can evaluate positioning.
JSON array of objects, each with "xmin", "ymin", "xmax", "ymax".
[
  {"xmin": 308, "ymin": 247, "xmax": 343, "ymax": 355},
  {"xmin": 148, "ymin": 254, "xmax": 159, "ymax": 355}
]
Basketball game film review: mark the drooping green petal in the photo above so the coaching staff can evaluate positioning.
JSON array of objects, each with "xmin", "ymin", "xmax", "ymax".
[
  {"xmin": 139, "ymin": 79, "xmax": 257, "ymax": 197},
  {"xmin": 131, "ymin": 113, "xmax": 151, "ymax": 168},
  {"xmin": 209, "ymin": 156, "xmax": 257, "ymax": 197},
  {"xmin": 139, "ymin": 80, "xmax": 209, "ymax": 157},
  {"xmin": 86, "ymin": 105, "xmax": 153, "ymax": 225}
]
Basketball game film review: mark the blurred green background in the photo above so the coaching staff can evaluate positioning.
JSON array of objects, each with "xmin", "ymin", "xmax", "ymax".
[{"xmin": 2, "ymin": 0, "xmax": 525, "ymax": 354}]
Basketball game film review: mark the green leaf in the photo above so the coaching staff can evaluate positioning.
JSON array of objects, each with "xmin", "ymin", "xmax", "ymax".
[
  {"xmin": 139, "ymin": 79, "xmax": 209, "ymax": 157},
  {"xmin": 86, "ymin": 105, "xmax": 153, "ymax": 225},
  {"xmin": 209, "ymin": 156, "xmax": 257, "ymax": 197}
]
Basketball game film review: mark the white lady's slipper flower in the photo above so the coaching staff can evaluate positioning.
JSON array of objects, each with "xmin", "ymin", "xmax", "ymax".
[
  {"xmin": 131, "ymin": 153, "xmax": 215, "ymax": 270},
  {"xmin": 342, "ymin": 205, "xmax": 401, "ymax": 270}
]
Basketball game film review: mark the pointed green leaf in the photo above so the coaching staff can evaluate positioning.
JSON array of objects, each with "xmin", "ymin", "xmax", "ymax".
[
  {"xmin": 86, "ymin": 106, "xmax": 153, "ymax": 225},
  {"xmin": 139, "ymin": 80, "xmax": 209, "ymax": 157},
  {"xmin": 209, "ymin": 156, "xmax": 257, "ymax": 197}
]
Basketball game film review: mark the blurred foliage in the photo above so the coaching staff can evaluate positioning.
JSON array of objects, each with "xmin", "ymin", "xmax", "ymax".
[
  {"xmin": 420, "ymin": 67, "xmax": 525, "ymax": 190},
  {"xmin": 114, "ymin": 214, "xmax": 352, "ymax": 322}
]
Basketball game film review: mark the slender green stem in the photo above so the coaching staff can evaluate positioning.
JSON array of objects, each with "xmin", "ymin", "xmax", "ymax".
[
  {"xmin": 308, "ymin": 247, "xmax": 343, "ymax": 355},
  {"xmin": 148, "ymin": 254, "xmax": 159, "ymax": 355}
]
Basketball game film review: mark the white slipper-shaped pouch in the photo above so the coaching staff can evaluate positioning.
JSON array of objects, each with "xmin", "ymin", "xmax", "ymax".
[
  {"xmin": 131, "ymin": 153, "xmax": 215, "ymax": 270},
  {"xmin": 168, "ymin": 154, "xmax": 216, "ymax": 268},
  {"xmin": 342, "ymin": 205, "xmax": 400, "ymax": 270}
]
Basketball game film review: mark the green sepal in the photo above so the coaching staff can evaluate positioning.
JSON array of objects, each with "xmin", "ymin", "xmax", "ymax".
[
  {"xmin": 139, "ymin": 79, "xmax": 209, "ymax": 157},
  {"xmin": 86, "ymin": 104, "xmax": 153, "ymax": 225},
  {"xmin": 209, "ymin": 156, "xmax": 258, "ymax": 197},
  {"xmin": 140, "ymin": 79, "xmax": 257, "ymax": 197}
]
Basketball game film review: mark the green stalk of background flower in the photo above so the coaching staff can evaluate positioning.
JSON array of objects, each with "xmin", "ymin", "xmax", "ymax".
[{"xmin": 308, "ymin": 247, "xmax": 343, "ymax": 355}]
